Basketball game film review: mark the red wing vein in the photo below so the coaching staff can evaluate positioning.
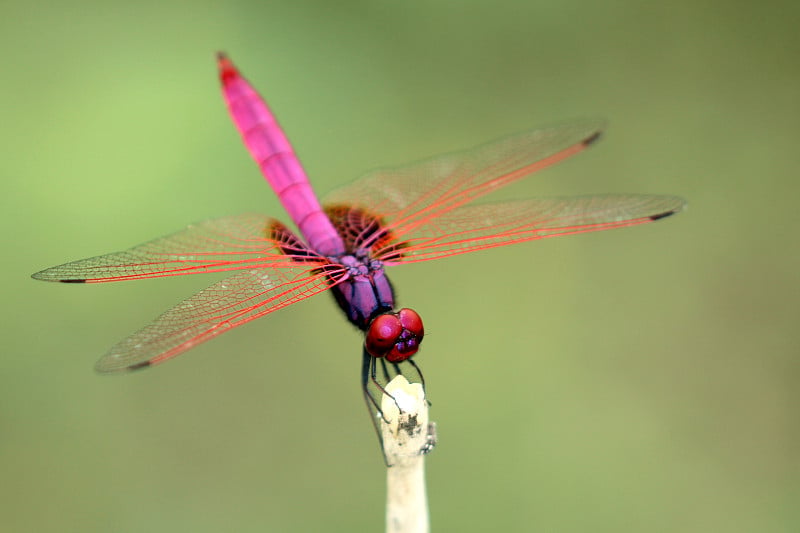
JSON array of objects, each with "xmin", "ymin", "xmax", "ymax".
[
  {"xmin": 375, "ymin": 195, "xmax": 686, "ymax": 264},
  {"xmin": 95, "ymin": 265, "xmax": 346, "ymax": 372},
  {"xmin": 323, "ymin": 122, "xmax": 603, "ymax": 248},
  {"xmin": 32, "ymin": 213, "xmax": 319, "ymax": 282}
]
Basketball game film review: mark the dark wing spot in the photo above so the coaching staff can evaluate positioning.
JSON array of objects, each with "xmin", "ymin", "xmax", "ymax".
[
  {"xmin": 60, "ymin": 279, "xmax": 86, "ymax": 284},
  {"xmin": 127, "ymin": 361, "xmax": 152, "ymax": 371},
  {"xmin": 650, "ymin": 210, "xmax": 677, "ymax": 221},
  {"xmin": 582, "ymin": 130, "xmax": 603, "ymax": 147},
  {"xmin": 324, "ymin": 204, "xmax": 401, "ymax": 256},
  {"xmin": 268, "ymin": 220, "xmax": 320, "ymax": 263}
]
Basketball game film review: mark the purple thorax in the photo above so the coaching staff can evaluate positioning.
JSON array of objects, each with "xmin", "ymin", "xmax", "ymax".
[
  {"xmin": 330, "ymin": 251, "xmax": 395, "ymax": 329},
  {"xmin": 271, "ymin": 208, "xmax": 397, "ymax": 331}
]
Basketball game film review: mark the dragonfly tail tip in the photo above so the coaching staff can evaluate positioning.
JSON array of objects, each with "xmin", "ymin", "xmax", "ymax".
[{"xmin": 217, "ymin": 52, "xmax": 239, "ymax": 85}]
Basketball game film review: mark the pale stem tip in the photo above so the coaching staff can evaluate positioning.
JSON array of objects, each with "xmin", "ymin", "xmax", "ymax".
[{"xmin": 382, "ymin": 374, "xmax": 433, "ymax": 533}]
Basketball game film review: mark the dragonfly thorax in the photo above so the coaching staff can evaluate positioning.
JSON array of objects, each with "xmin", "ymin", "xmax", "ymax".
[
  {"xmin": 322, "ymin": 206, "xmax": 424, "ymax": 361},
  {"xmin": 327, "ymin": 252, "xmax": 424, "ymax": 362},
  {"xmin": 328, "ymin": 250, "xmax": 395, "ymax": 330},
  {"xmin": 335, "ymin": 250, "xmax": 383, "ymax": 277}
]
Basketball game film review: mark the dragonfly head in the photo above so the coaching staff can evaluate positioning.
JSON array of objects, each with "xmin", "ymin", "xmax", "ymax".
[{"xmin": 365, "ymin": 308, "xmax": 424, "ymax": 363}]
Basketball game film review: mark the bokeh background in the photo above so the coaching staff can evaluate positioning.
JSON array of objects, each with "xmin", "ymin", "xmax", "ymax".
[{"xmin": 3, "ymin": 1, "xmax": 797, "ymax": 531}]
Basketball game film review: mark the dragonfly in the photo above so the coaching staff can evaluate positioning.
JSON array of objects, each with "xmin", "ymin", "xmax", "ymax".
[{"xmin": 33, "ymin": 53, "xmax": 684, "ymax": 428}]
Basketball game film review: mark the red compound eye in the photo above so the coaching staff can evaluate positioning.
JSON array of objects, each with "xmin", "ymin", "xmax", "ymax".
[
  {"xmin": 365, "ymin": 314, "xmax": 403, "ymax": 357},
  {"xmin": 398, "ymin": 308, "xmax": 424, "ymax": 338},
  {"xmin": 364, "ymin": 309, "xmax": 425, "ymax": 362}
]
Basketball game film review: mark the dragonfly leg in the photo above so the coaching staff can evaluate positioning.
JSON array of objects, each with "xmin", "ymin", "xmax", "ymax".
[
  {"xmin": 379, "ymin": 358, "xmax": 393, "ymax": 382},
  {"xmin": 361, "ymin": 349, "xmax": 388, "ymax": 422},
  {"xmin": 361, "ymin": 349, "xmax": 390, "ymax": 463},
  {"xmin": 370, "ymin": 356, "xmax": 403, "ymax": 412},
  {"xmin": 404, "ymin": 358, "xmax": 431, "ymax": 406},
  {"xmin": 405, "ymin": 358, "xmax": 425, "ymax": 388}
]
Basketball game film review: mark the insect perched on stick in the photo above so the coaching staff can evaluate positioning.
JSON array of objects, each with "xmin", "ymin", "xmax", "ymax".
[{"xmin": 33, "ymin": 53, "xmax": 685, "ymax": 446}]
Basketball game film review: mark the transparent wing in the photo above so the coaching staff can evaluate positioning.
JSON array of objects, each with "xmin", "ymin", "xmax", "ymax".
[
  {"xmin": 31, "ymin": 213, "xmax": 307, "ymax": 283},
  {"xmin": 95, "ymin": 264, "xmax": 345, "ymax": 373},
  {"xmin": 323, "ymin": 122, "xmax": 604, "ymax": 242},
  {"xmin": 373, "ymin": 195, "xmax": 686, "ymax": 264}
]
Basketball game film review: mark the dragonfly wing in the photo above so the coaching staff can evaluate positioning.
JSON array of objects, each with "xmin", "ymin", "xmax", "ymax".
[
  {"xmin": 32, "ymin": 214, "xmax": 309, "ymax": 282},
  {"xmin": 374, "ymin": 195, "xmax": 686, "ymax": 264},
  {"xmin": 95, "ymin": 264, "xmax": 345, "ymax": 372},
  {"xmin": 323, "ymin": 121, "xmax": 604, "ymax": 236}
]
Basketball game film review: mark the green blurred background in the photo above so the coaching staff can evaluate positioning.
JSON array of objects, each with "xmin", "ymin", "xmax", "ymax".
[{"xmin": 3, "ymin": 1, "xmax": 797, "ymax": 531}]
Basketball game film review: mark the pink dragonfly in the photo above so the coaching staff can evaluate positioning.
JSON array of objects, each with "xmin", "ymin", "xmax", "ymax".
[{"xmin": 33, "ymin": 53, "xmax": 684, "ymax": 417}]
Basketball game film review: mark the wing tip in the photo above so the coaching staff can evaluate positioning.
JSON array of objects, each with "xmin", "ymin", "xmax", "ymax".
[
  {"xmin": 31, "ymin": 271, "xmax": 87, "ymax": 283},
  {"xmin": 95, "ymin": 359, "xmax": 152, "ymax": 374},
  {"xmin": 582, "ymin": 130, "xmax": 603, "ymax": 147},
  {"xmin": 649, "ymin": 210, "xmax": 675, "ymax": 221},
  {"xmin": 649, "ymin": 197, "xmax": 688, "ymax": 221}
]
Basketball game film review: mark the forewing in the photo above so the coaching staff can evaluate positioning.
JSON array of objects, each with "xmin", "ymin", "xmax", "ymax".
[
  {"xmin": 95, "ymin": 264, "xmax": 345, "ymax": 372},
  {"xmin": 32, "ymin": 214, "xmax": 312, "ymax": 282},
  {"xmin": 373, "ymin": 195, "xmax": 686, "ymax": 264},
  {"xmin": 323, "ymin": 122, "xmax": 603, "ymax": 242}
]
